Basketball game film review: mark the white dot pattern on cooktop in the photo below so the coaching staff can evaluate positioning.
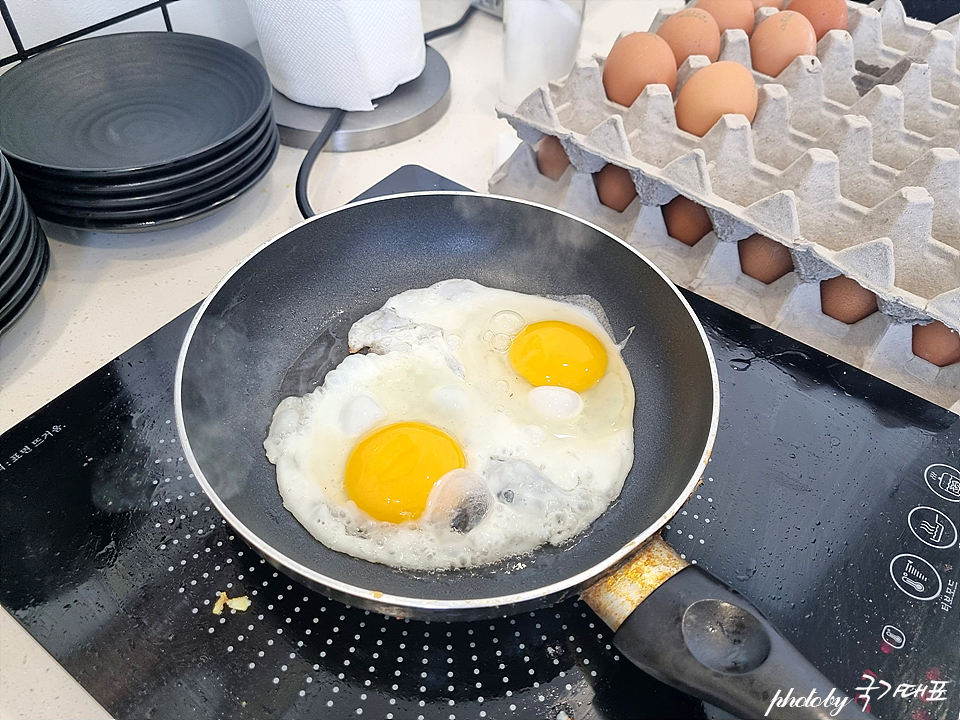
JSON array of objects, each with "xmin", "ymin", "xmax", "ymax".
[
  {"xmin": 139, "ymin": 420, "xmax": 714, "ymax": 719},
  {"xmin": 666, "ymin": 473, "xmax": 721, "ymax": 563}
]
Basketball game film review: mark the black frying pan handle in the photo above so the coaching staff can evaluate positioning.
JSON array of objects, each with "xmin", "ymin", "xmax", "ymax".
[{"xmin": 613, "ymin": 566, "xmax": 876, "ymax": 720}]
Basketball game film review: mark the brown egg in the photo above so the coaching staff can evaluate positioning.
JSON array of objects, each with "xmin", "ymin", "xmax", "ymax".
[
  {"xmin": 674, "ymin": 61, "xmax": 759, "ymax": 137},
  {"xmin": 536, "ymin": 135, "xmax": 570, "ymax": 181},
  {"xmin": 602, "ymin": 32, "xmax": 678, "ymax": 107},
  {"xmin": 785, "ymin": 0, "xmax": 848, "ymax": 41},
  {"xmin": 656, "ymin": 9, "xmax": 722, "ymax": 67},
  {"xmin": 912, "ymin": 321, "xmax": 960, "ymax": 367},
  {"xmin": 750, "ymin": 11, "xmax": 817, "ymax": 77},
  {"xmin": 662, "ymin": 196, "xmax": 713, "ymax": 246},
  {"xmin": 752, "ymin": 0, "xmax": 783, "ymax": 9},
  {"xmin": 819, "ymin": 275, "xmax": 878, "ymax": 324},
  {"xmin": 595, "ymin": 164, "xmax": 637, "ymax": 212},
  {"xmin": 695, "ymin": 0, "xmax": 757, "ymax": 35},
  {"xmin": 737, "ymin": 234, "xmax": 794, "ymax": 283}
]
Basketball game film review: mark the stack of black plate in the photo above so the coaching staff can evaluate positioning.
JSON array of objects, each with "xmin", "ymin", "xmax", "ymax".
[
  {"xmin": 0, "ymin": 153, "xmax": 49, "ymax": 335},
  {"xmin": 0, "ymin": 32, "xmax": 277, "ymax": 232}
]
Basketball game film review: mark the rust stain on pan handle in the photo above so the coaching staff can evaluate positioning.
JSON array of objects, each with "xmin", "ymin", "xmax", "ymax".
[{"xmin": 581, "ymin": 533, "xmax": 687, "ymax": 631}]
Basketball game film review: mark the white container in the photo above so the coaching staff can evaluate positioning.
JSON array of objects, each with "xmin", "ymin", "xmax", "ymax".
[{"xmin": 501, "ymin": 0, "xmax": 585, "ymax": 108}]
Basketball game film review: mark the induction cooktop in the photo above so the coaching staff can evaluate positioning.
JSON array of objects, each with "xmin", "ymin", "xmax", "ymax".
[{"xmin": 2, "ymin": 166, "xmax": 957, "ymax": 720}]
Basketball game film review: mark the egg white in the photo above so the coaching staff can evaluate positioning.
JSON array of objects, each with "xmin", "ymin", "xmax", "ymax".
[{"xmin": 264, "ymin": 280, "xmax": 636, "ymax": 571}]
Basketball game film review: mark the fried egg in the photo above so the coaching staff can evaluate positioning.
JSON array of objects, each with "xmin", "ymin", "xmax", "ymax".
[{"xmin": 264, "ymin": 280, "xmax": 635, "ymax": 570}]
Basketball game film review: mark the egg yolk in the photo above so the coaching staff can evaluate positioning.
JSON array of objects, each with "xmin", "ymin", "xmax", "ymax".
[
  {"xmin": 345, "ymin": 422, "xmax": 465, "ymax": 523},
  {"xmin": 508, "ymin": 321, "xmax": 608, "ymax": 392}
]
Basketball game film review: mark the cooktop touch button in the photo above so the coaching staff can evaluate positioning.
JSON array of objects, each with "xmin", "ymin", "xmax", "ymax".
[
  {"xmin": 889, "ymin": 554, "xmax": 943, "ymax": 601},
  {"xmin": 907, "ymin": 506, "xmax": 958, "ymax": 550},
  {"xmin": 924, "ymin": 463, "xmax": 960, "ymax": 503},
  {"xmin": 880, "ymin": 624, "xmax": 906, "ymax": 649}
]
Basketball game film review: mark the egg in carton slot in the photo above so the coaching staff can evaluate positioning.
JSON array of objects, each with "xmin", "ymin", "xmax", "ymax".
[{"xmin": 491, "ymin": 0, "xmax": 960, "ymax": 412}]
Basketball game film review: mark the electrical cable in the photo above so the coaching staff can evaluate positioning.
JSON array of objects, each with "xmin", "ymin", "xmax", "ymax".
[
  {"xmin": 424, "ymin": 3, "xmax": 476, "ymax": 41},
  {"xmin": 295, "ymin": 107, "xmax": 346, "ymax": 219},
  {"xmin": 295, "ymin": 2, "xmax": 476, "ymax": 219}
]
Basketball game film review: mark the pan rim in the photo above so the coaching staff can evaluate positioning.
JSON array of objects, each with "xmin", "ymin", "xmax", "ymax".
[{"xmin": 174, "ymin": 191, "xmax": 721, "ymax": 614}]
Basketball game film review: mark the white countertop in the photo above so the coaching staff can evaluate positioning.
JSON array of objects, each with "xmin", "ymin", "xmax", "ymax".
[{"xmin": 0, "ymin": 1, "xmax": 664, "ymax": 717}]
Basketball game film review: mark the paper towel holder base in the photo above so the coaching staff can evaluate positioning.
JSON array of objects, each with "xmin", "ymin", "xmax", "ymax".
[{"xmin": 246, "ymin": 44, "xmax": 451, "ymax": 153}]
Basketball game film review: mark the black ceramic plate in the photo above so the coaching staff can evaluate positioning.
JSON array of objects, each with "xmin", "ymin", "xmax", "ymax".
[
  {"xmin": 30, "ymin": 126, "xmax": 278, "ymax": 224},
  {"xmin": 9, "ymin": 108, "xmax": 274, "ymax": 197},
  {"xmin": 22, "ymin": 117, "xmax": 276, "ymax": 211},
  {"xmin": 32, "ymin": 128, "xmax": 279, "ymax": 232},
  {"xmin": 0, "ymin": 223, "xmax": 48, "ymax": 334},
  {"xmin": 0, "ymin": 32, "xmax": 271, "ymax": 177},
  {"xmin": 0, "ymin": 183, "xmax": 30, "ymax": 258},
  {"xmin": 0, "ymin": 195, "xmax": 30, "ymax": 277},
  {"xmin": 0, "ymin": 214, "xmax": 37, "ymax": 299},
  {"xmin": 0, "ymin": 186, "xmax": 20, "ymax": 241},
  {"xmin": 0, "ymin": 168, "xmax": 16, "ymax": 233}
]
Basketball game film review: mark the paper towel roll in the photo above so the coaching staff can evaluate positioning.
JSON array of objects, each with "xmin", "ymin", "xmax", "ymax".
[{"xmin": 245, "ymin": 0, "xmax": 426, "ymax": 111}]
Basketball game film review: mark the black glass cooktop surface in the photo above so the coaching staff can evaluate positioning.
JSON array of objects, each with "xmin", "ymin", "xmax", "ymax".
[{"xmin": 2, "ymin": 166, "xmax": 957, "ymax": 720}]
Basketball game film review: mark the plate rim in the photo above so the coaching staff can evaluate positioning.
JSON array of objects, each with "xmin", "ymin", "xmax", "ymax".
[
  {"xmin": 9, "ymin": 109, "xmax": 275, "ymax": 197},
  {"xmin": 0, "ymin": 186, "xmax": 28, "ymax": 259},
  {"xmin": 0, "ymin": 213, "xmax": 38, "ymax": 299},
  {"xmin": 0, "ymin": 225, "xmax": 48, "ymax": 334},
  {"xmin": 0, "ymin": 31, "xmax": 272, "ymax": 176},
  {"xmin": 30, "ymin": 128, "xmax": 279, "ymax": 232},
  {"xmin": 22, "ymin": 118, "xmax": 277, "ymax": 211}
]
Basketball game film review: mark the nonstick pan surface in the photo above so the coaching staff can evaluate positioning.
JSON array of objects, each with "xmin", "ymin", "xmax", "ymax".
[{"xmin": 176, "ymin": 192, "xmax": 719, "ymax": 620}]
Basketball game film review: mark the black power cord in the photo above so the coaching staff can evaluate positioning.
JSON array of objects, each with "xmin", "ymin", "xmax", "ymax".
[
  {"xmin": 294, "ymin": 107, "xmax": 346, "ymax": 219},
  {"xmin": 295, "ymin": 3, "xmax": 477, "ymax": 219},
  {"xmin": 424, "ymin": 3, "xmax": 476, "ymax": 41}
]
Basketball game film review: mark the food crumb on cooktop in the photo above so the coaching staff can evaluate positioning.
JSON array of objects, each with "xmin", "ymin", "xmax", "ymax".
[{"xmin": 213, "ymin": 591, "xmax": 251, "ymax": 614}]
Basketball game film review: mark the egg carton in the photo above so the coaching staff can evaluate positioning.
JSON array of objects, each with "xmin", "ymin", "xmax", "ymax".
[
  {"xmin": 491, "ymin": 0, "xmax": 960, "ymax": 412},
  {"xmin": 653, "ymin": 0, "xmax": 960, "ymax": 88}
]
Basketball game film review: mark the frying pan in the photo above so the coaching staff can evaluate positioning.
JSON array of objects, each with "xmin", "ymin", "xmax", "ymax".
[{"xmin": 176, "ymin": 192, "xmax": 872, "ymax": 720}]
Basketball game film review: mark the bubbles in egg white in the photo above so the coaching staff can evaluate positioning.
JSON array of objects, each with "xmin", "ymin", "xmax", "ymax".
[{"xmin": 264, "ymin": 279, "xmax": 635, "ymax": 571}]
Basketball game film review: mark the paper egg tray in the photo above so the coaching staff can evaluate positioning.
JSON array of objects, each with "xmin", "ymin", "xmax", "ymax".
[{"xmin": 491, "ymin": 0, "xmax": 960, "ymax": 412}]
